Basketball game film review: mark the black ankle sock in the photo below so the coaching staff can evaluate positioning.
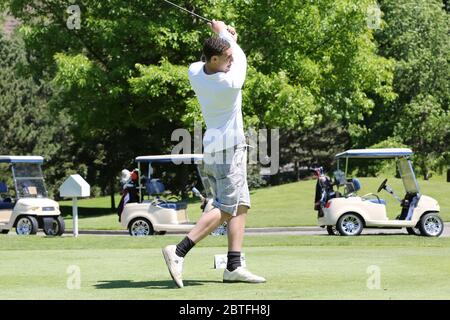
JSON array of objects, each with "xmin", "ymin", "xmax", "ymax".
[
  {"xmin": 227, "ymin": 251, "xmax": 241, "ymax": 271},
  {"xmin": 175, "ymin": 236, "xmax": 196, "ymax": 258}
]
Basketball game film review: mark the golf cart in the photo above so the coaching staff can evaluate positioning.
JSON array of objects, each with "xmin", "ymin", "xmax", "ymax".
[
  {"xmin": 120, "ymin": 154, "xmax": 221, "ymax": 236},
  {"xmin": 0, "ymin": 156, "xmax": 64, "ymax": 236},
  {"xmin": 316, "ymin": 148, "xmax": 443, "ymax": 237}
]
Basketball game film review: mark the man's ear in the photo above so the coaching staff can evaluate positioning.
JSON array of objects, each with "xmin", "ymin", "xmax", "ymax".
[{"xmin": 211, "ymin": 55, "xmax": 219, "ymax": 64}]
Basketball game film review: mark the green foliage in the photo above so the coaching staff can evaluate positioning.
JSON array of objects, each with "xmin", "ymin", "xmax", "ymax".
[
  {"xmin": 243, "ymin": 67, "xmax": 319, "ymax": 129},
  {"xmin": 0, "ymin": 33, "xmax": 82, "ymax": 197},
  {"xmin": 377, "ymin": 0, "xmax": 449, "ymax": 106},
  {"xmin": 5, "ymin": 0, "xmax": 396, "ymax": 129},
  {"xmin": 371, "ymin": 0, "xmax": 450, "ymax": 176},
  {"xmin": 247, "ymin": 164, "xmax": 267, "ymax": 190},
  {"xmin": 129, "ymin": 60, "xmax": 193, "ymax": 129},
  {"xmin": 395, "ymin": 95, "xmax": 450, "ymax": 177},
  {"xmin": 233, "ymin": 0, "xmax": 396, "ymax": 124},
  {"xmin": 2, "ymin": 0, "xmax": 446, "ymax": 195},
  {"xmin": 277, "ymin": 122, "xmax": 351, "ymax": 181}
]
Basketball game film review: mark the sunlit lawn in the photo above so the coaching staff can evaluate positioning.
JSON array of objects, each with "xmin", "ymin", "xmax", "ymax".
[{"xmin": 1, "ymin": 234, "xmax": 449, "ymax": 300}]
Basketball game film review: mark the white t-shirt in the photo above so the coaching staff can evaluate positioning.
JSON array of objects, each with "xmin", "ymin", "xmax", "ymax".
[{"xmin": 188, "ymin": 30, "xmax": 247, "ymax": 153}]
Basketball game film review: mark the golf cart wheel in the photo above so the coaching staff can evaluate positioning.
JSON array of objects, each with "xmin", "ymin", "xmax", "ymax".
[
  {"xmin": 128, "ymin": 218, "xmax": 154, "ymax": 236},
  {"xmin": 43, "ymin": 216, "xmax": 65, "ymax": 236},
  {"xmin": 15, "ymin": 216, "xmax": 38, "ymax": 235},
  {"xmin": 418, "ymin": 213, "xmax": 444, "ymax": 237},
  {"xmin": 406, "ymin": 227, "xmax": 421, "ymax": 236},
  {"xmin": 1, "ymin": 229, "xmax": 9, "ymax": 234},
  {"xmin": 336, "ymin": 213, "xmax": 364, "ymax": 236},
  {"xmin": 326, "ymin": 225, "xmax": 340, "ymax": 236}
]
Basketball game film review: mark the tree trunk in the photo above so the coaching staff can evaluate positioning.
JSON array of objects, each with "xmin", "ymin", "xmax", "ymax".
[
  {"xmin": 447, "ymin": 169, "xmax": 450, "ymax": 182},
  {"xmin": 421, "ymin": 162, "xmax": 429, "ymax": 181},
  {"xmin": 110, "ymin": 180, "xmax": 116, "ymax": 210}
]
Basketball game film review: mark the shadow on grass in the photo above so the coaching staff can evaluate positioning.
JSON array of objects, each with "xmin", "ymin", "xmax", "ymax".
[
  {"xmin": 60, "ymin": 206, "xmax": 115, "ymax": 218},
  {"xmin": 60, "ymin": 197, "xmax": 204, "ymax": 219},
  {"xmin": 318, "ymin": 232, "xmax": 410, "ymax": 237},
  {"xmin": 95, "ymin": 279, "xmax": 222, "ymax": 290},
  {"xmin": 361, "ymin": 233, "xmax": 410, "ymax": 236}
]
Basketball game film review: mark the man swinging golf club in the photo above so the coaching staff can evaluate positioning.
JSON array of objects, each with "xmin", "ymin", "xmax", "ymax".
[{"xmin": 162, "ymin": 20, "xmax": 266, "ymax": 287}]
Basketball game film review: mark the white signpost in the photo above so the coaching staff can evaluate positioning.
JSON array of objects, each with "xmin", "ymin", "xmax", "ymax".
[{"xmin": 59, "ymin": 174, "xmax": 90, "ymax": 237}]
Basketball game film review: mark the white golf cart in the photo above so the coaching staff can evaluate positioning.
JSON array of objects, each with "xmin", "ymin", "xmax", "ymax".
[
  {"xmin": 317, "ymin": 148, "xmax": 444, "ymax": 237},
  {"xmin": 0, "ymin": 156, "xmax": 64, "ymax": 236},
  {"xmin": 120, "ymin": 154, "xmax": 218, "ymax": 236}
]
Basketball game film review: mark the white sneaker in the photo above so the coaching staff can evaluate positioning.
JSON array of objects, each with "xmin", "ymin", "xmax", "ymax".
[
  {"xmin": 162, "ymin": 245, "xmax": 184, "ymax": 288},
  {"xmin": 223, "ymin": 267, "xmax": 266, "ymax": 283}
]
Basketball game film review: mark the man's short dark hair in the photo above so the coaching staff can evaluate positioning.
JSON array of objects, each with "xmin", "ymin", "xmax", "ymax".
[{"xmin": 202, "ymin": 37, "xmax": 230, "ymax": 62}]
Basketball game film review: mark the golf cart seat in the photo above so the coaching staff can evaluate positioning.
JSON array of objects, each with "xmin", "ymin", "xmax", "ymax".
[
  {"xmin": 0, "ymin": 182, "xmax": 7, "ymax": 194},
  {"xmin": 345, "ymin": 178, "xmax": 387, "ymax": 205},
  {"xmin": 0, "ymin": 201, "xmax": 14, "ymax": 209},
  {"xmin": 146, "ymin": 178, "xmax": 166, "ymax": 195},
  {"xmin": 158, "ymin": 201, "xmax": 188, "ymax": 210},
  {"xmin": 146, "ymin": 179, "xmax": 187, "ymax": 210},
  {"xmin": 344, "ymin": 178, "xmax": 361, "ymax": 195},
  {"xmin": 0, "ymin": 182, "xmax": 14, "ymax": 209},
  {"xmin": 365, "ymin": 198, "xmax": 387, "ymax": 205}
]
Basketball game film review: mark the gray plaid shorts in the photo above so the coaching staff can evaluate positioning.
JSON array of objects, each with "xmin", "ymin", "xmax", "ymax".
[{"xmin": 203, "ymin": 144, "xmax": 250, "ymax": 215}]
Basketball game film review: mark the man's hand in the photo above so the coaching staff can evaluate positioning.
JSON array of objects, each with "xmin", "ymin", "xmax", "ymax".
[
  {"xmin": 208, "ymin": 19, "xmax": 227, "ymax": 34},
  {"xmin": 209, "ymin": 20, "xmax": 238, "ymax": 41},
  {"xmin": 226, "ymin": 25, "xmax": 238, "ymax": 42}
]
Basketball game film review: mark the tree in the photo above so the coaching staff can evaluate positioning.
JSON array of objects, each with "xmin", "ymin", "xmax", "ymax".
[
  {"xmin": 0, "ymin": 32, "xmax": 81, "ymax": 197},
  {"xmin": 277, "ymin": 122, "xmax": 351, "ymax": 183},
  {"xmin": 3, "ymin": 0, "xmax": 397, "ymax": 198},
  {"xmin": 369, "ymin": 0, "xmax": 450, "ymax": 178},
  {"xmin": 4, "ymin": 1, "xmax": 221, "ymax": 207},
  {"xmin": 232, "ymin": 0, "xmax": 396, "ymax": 126},
  {"xmin": 394, "ymin": 95, "xmax": 450, "ymax": 178}
]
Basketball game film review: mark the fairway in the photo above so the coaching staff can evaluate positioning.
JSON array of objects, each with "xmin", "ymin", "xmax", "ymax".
[{"xmin": 1, "ymin": 234, "xmax": 449, "ymax": 300}]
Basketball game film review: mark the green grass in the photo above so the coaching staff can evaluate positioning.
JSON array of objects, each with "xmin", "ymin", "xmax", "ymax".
[
  {"xmin": 1, "ymin": 234, "xmax": 449, "ymax": 299},
  {"xmin": 58, "ymin": 175, "xmax": 450, "ymax": 230}
]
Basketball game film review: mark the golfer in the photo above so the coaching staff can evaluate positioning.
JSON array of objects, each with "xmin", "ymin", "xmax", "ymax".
[{"xmin": 162, "ymin": 20, "xmax": 266, "ymax": 288}]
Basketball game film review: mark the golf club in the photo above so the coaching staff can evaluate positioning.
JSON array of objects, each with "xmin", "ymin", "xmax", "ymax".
[{"xmin": 163, "ymin": 0, "xmax": 212, "ymax": 24}]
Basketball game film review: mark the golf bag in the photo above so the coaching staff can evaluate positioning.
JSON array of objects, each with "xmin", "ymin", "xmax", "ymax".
[
  {"xmin": 117, "ymin": 169, "xmax": 139, "ymax": 221},
  {"xmin": 311, "ymin": 167, "xmax": 336, "ymax": 217}
]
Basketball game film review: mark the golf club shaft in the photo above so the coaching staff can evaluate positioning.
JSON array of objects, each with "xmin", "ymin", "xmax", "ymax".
[{"xmin": 163, "ymin": 0, "xmax": 212, "ymax": 23}]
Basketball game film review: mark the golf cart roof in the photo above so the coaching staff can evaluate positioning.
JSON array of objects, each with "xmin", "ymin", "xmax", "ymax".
[
  {"xmin": 135, "ymin": 154, "xmax": 203, "ymax": 163},
  {"xmin": 335, "ymin": 148, "xmax": 413, "ymax": 159},
  {"xmin": 0, "ymin": 156, "xmax": 44, "ymax": 164}
]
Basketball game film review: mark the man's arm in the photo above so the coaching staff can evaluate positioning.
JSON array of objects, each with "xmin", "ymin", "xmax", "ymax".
[{"xmin": 210, "ymin": 20, "xmax": 247, "ymax": 89}]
